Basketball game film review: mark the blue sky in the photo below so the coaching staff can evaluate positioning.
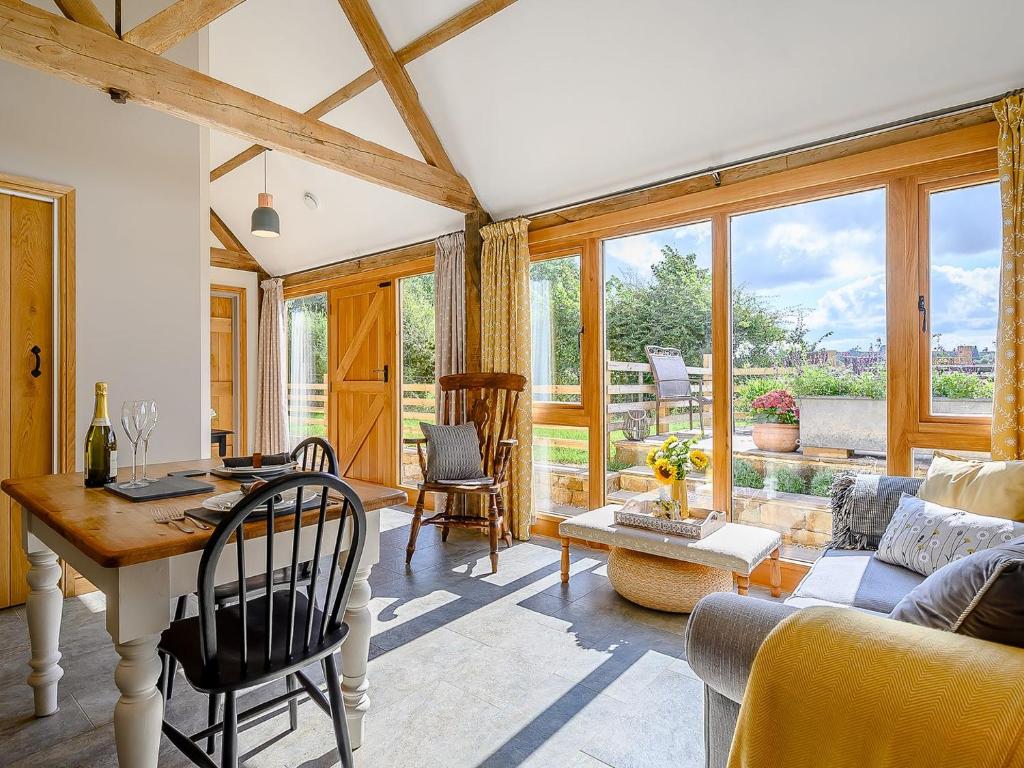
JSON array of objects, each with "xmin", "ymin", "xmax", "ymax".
[{"xmin": 603, "ymin": 182, "xmax": 1000, "ymax": 353}]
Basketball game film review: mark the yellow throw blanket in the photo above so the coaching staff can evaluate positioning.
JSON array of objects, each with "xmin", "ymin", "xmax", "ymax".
[{"xmin": 728, "ymin": 607, "xmax": 1024, "ymax": 768}]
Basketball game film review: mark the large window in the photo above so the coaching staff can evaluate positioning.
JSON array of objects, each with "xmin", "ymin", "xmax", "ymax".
[
  {"xmin": 531, "ymin": 255, "xmax": 583, "ymax": 404},
  {"xmin": 399, "ymin": 273, "xmax": 436, "ymax": 486},
  {"xmin": 730, "ymin": 189, "xmax": 887, "ymax": 561},
  {"xmin": 285, "ymin": 293, "xmax": 328, "ymax": 447},
  {"xmin": 602, "ymin": 221, "xmax": 714, "ymax": 510},
  {"xmin": 923, "ymin": 180, "xmax": 1000, "ymax": 418}
]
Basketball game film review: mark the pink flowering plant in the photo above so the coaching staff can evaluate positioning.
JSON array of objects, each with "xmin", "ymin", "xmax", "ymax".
[{"xmin": 750, "ymin": 389, "xmax": 799, "ymax": 425}]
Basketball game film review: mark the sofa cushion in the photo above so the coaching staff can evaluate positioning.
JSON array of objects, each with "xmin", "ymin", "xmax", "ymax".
[
  {"xmin": 918, "ymin": 451, "xmax": 1024, "ymax": 521},
  {"xmin": 831, "ymin": 472, "xmax": 923, "ymax": 550},
  {"xmin": 875, "ymin": 493, "xmax": 1018, "ymax": 576},
  {"xmin": 890, "ymin": 538, "xmax": 1024, "ymax": 647},
  {"xmin": 787, "ymin": 549, "xmax": 925, "ymax": 614},
  {"xmin": 420, "ymin": 422, "xmax": 485, "ymax": 482}
]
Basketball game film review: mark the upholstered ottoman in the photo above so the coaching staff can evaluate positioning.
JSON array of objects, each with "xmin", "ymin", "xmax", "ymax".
[{"xmin": 559, "ymin": 506, "xmax": 782, "ymax": 612}]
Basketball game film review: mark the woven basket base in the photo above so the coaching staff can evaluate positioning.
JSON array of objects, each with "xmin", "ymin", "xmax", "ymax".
[{"xmin": 607, "ymin": 546, "xmax": 733, "ymax": 613}]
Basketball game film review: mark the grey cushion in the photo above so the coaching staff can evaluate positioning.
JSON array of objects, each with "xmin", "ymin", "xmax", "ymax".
[
  {"xmin": 787, "ymin": 549, "xmax": 925, "ymax": 614},
  {"xmin": 421, "ymin": 422, "xmax": 485, "ymax": 483},
  {"xmin": 890, "ymin": 538, "xmax": 1024, "ymax": 647},
  {"xmin": 830, "ymin": 473, "xmax": 923, "ymax": 550}
]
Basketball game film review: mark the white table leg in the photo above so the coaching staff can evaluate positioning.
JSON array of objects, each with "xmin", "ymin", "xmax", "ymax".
[
  {"xmin": 340, "ymin": 565, "xmax": 372, "ymax": 749},
  {"xmin": 112, "ymin": 633, "xmax": 163, "ymax": 768},
  {"xmin": 25, "ymin": 547, "xmax": 64, "ymax": 717}
]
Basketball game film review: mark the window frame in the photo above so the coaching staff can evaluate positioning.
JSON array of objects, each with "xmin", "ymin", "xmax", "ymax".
[{"xmin": 914, "ymin": 169, "xmax": 1000, "ymax": 428}]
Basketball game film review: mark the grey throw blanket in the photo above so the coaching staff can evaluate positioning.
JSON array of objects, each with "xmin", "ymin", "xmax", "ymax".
[{"xmin": 830, "ymin": 472, "xmax": 923, "ymax": 550}]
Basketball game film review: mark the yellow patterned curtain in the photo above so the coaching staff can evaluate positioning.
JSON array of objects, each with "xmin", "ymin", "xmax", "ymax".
[
  {"xmin": 481, "ymin": 218, "xmax": 533, "ymax": 539},
  {"xmin": 992, "ymin": 94, "xmax": 1024, "ymax": 460}
]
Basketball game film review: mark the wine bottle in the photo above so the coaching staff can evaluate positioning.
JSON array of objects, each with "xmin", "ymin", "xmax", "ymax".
[{"xmin": 84, "ymin": 382, "xmax": 118, "ymax": 488}]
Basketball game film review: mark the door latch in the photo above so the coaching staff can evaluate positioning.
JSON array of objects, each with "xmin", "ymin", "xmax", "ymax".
[
  {"xmin": 918, "ymin": 295, "xmax": 928, "ymax": 332},
  {"xmin": 373, "ymin": 365, "xmax": 389, "ymax": 383}
]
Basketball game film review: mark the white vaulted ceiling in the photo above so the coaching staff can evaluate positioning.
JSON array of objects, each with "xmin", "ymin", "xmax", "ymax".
[{"xmin": 204, "ymin": 0, "xmax": 1024, "ymax": 276}]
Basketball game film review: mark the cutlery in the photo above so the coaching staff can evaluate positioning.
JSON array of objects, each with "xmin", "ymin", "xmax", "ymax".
[{"xmin": 152, "ymin": 508, "xmax": 196, "ymax": 534}]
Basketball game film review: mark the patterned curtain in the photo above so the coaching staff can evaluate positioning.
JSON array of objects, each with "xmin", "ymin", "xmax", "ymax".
[
  {"xmin": 435, "ymin": 231, "xmax": 466, "ymax": 420},
  {"xmin": 992, "ymin": 94, "xmax": 1024, "ymax": 460},
  {"xmin": 481, "ymin": 218, "xmax": 533, "ymax": 540},
  {"xmin": 255, "ymin": 277, "xmax": 288, "ymax": 453}
]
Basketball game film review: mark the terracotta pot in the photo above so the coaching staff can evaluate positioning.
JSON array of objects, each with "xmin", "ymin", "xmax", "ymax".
[{"xmin": 751, "ymin": 422, "xmax": 799, "ymax": 453}]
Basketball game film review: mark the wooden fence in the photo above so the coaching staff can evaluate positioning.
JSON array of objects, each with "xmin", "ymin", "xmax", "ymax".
[{"xmin": 288, "ymin": 357, "xmax": 791, "ymax": 451}]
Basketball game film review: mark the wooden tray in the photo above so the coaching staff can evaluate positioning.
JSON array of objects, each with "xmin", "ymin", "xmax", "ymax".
[{"xmin": 104, "ymin": 475, "xmax": 214, "ymax": 502}]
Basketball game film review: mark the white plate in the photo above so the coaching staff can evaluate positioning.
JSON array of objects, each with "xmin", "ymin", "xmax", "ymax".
[
  {"xmin": 201, "ymin": 487, "xmax": 317, "ymax": 513},
  {"xmin": 217, "ymin": 461, "xmax": 297, "ymax": 476}
]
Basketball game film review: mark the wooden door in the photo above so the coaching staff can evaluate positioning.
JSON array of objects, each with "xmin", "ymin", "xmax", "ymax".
[
  {"xmin": 329, "ymin": 280, "xmax": 396, "ymax": 485},
  {"xmin": 210, "ymin": 293, "xmax": 236, "ymax": 456},
  {"xmin": 0, "ymin": 194, "xmax": 54, "ymax": 607}
]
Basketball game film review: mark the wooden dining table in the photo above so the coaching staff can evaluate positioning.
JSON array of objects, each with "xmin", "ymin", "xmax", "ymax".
[{"xmin": 0, "ymin": 458, "xmax": 406, "ymax": 768}]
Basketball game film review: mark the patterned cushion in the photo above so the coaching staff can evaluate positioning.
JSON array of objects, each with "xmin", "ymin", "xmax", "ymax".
[
  {"xmin": 830, "ymin": 473, "xmax": 923, "ymax": 550},
  {"xmin": 421, "ymin": 422, "xmax": 485, "ymax": 483},
  {"xmin": 876, "ymin": 494, "xmax": 1017, "ymax": 577},
  {"xmin": 890, "ymin": 538, "xmax": 1024, "ymax": 647}
]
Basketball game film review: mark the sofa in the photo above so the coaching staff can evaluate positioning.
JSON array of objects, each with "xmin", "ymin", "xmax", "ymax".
[{"xmin": 684, "ymin": 473, "xmax": 1022, "ymax": 768}]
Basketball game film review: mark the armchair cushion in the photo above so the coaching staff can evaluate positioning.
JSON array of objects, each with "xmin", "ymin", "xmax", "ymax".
[{"xmin": 420, "ymin": 422, "xmax": 485, "ymax": 483}]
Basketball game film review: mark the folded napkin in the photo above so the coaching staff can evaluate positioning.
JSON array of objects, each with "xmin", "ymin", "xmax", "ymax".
[{"xmin": 222, "ymin": 452, "xmax": 291, "ymax": 469}]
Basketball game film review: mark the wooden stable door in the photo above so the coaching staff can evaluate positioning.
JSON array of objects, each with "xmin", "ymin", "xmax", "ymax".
[
  {"xmin": 329, "ymin": 280, "xmax": 396, "ymax": 485},
  {"xmin": 210, "ymin": 287, "xmax": 247, "ymax": 457},
  {"xmin": 0, "ymin": 194, "xmax": 54, "ymax": 608}
]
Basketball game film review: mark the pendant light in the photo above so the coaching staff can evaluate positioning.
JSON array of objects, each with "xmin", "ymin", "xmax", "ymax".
[{"xmin": 251, "ymin": 151, "xmax": 280, "ymax": 238}]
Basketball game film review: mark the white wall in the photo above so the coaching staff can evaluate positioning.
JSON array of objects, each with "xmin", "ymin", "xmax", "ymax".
[
  {"xmin": 210, "ymin": 267, "xmax": 259, "ymax": 453},
  {"xmin": 0, "ymin": 3, "xmax": 210, "ymax": 466}
]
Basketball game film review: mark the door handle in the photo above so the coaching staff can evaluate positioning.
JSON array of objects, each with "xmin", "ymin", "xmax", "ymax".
[
  {"xmin": 372, "ymin": 365, "xmax": 389, "ymax": 383},
  {"xmin": 30, "ymin": 345, "xmax": 41, "ymax": 378}
]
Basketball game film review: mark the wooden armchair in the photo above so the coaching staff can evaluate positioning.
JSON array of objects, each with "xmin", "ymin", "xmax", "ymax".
[{"xmin": 405, "ymin": 372, "xmax": 527, "ymax": 574}]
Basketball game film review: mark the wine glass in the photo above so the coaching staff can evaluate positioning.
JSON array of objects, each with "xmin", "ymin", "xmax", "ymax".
[
  {"xmin": 140, "ymin": 400, "xmax": 159, "ymax": 483},
  {"xmin": 119, "ymin": 401, "xmax": 147, "ymax": 489}
]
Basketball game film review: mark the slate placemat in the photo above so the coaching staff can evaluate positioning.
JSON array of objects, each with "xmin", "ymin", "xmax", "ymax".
[{"xmin": 104, "ymin": 474, "xmax": 215, "ymax": 502}]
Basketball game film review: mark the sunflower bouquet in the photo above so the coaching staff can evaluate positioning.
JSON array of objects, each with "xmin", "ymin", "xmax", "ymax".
[
  {"xmin": 645, "ymin": 436, "xmax": 709, "ymax": 484},
  {"xmin": 645, "ymin": 436, "xmax": 709, "ymax": 519}
]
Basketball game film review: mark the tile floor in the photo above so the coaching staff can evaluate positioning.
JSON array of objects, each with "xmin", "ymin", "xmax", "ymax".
[{"xmin": 0, "ymin": 507, "xmax": 774, "ymax": 767}]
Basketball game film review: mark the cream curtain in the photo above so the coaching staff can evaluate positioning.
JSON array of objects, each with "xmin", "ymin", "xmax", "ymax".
[
  {"xmin": 992, "ymin": 94, "xmax": 1024, "ymax": 460},
  {"xmin": 255, "ymin": 277, "xmax": 288, "ymax": 454},
  {"xmin": 481, "ymin": 218, "xmax": 533, "ymax": 540},
  {"xmin": 435, "ymin": 231, "xmax": 466, "ymax": 421}
]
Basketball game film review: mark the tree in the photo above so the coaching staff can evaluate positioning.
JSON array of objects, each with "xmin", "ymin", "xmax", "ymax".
[{"xmin": 401, "ymin": 273, "xmax": 436, "ymax": 384}]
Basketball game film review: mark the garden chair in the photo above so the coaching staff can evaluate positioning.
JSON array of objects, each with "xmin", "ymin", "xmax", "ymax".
[
  {"xmin": 644, "ymin": 345, "xmax": 711, "ymax": 436},
  {"xmin": 404, "ymin": 372, "xmax": 526, "ymax": 574}
]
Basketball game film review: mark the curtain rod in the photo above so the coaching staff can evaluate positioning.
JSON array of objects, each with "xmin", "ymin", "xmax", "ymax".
[{"xmin": 525, "ymin": 87, "xmax": 1021, "ymax": 221}]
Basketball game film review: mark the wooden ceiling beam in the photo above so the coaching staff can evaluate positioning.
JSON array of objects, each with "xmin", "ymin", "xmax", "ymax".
[
  {"xmin": 211, "ymin": 247, "xmax": 262, "ymax": 273},
  {"xmin": 210, "ymin": 0, "xmax": 517, "ymax": 182},
  {"xmin": 0, "ymin": 0, "xmax": 477, "ymax": 212},
  {"xmin": 281, "ymin": 240, "xmax": 435, "ymax": 290},
  {"xmin": 53, "ymin": 0, "xmax": 116, "ymax": 37},
  {"xmin": 338, "ymin": 0, "xmax": 457, "ymax": 175},
  {"xmin": 123, "ymin": 0, "xmax": 247, "ymax": 55}
]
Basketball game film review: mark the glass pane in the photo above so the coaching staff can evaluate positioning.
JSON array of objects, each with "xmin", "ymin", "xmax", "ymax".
[
  {"xmin": 533, "ymin": 424, "xmax": 590, "ymax": 516},
  {"xmin": 730, "ymin": 189, "xmax": 887, "ymax": 562},
  {"xmin": 530, "ymin": 256, "xmax": 582, "ymax": 403},
  {"xmin": 928, "ymin": 182, "xmax": 1000, "ymax": 417},
  {"xmin": 400, "ymin": 273, "xmax": 436, "ymax": 486},
  {"xmin": 602, "ymin": 222, "xmax": 713, "ymax": 507},
  {"xmin": 285, "ymin": 294, "xmax": 328, "ymax": 447}
]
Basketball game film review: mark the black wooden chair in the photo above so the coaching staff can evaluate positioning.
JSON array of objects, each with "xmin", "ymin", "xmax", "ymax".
[
  {"xmin": 162, "ymin": 437, "xmax": 339, "ymax": 752},
  {"xmin": 158, "ymin": 471, "xmax": 365, "ymax": 768}
]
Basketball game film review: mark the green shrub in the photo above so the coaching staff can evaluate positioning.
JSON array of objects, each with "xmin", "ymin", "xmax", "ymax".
[
  {"xmin": 733, "ymin": 459, "xmax": 764, "ymax": 490},
  {"xmin": 790, "ymin": 365, "xmax": 886, "ymax": 399},
  {"xmin": 932, "ymin": 371, "xmax": 994, "ymax": 400},
  {"xmin": 808, "ymin": 468, "xmax": 836, "ymax": 497},
  {"xmin": 769, "ymin": 467, "xmax": 807, "ymax": 494}
]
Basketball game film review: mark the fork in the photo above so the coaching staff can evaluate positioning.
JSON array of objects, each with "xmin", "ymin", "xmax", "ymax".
[{"xmin": 152, "ymin": 508, "xmax": 197, "ymax": 534}]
